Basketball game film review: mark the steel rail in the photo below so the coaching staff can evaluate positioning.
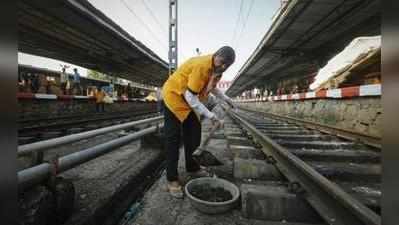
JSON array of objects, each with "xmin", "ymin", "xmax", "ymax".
[
  {"xmin": 18, "ymin": 124, "xmax": 163, "ymax": 190},
  {"xmin": 227, "ymin": 109, "xmax": 380, "ymax": 225},
  {"xmin": 239, "ymin": 107, "xmax": 381, "ymax": 149},
  {"xmin": 19, "ymin": 110, "xmax": 158, "ymax": 132},
  {"xmin": 19, "ymin": 109, "xmax": 155, "ymax": 124},
  {"xmin": 18, "ymin": 110, "xmax": 156, "ymax": 133},
  {"xmin": 18, "ymin": 116, "xmax": 163, "ymax": 156}
]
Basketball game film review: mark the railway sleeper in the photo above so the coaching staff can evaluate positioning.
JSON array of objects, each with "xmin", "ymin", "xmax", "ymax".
[
  {"xmin": 337, "ymin": 182, "xmax": 381, "ymax": 213},
  {"xmin": 254, "ymin": 124, "xmax": 300, "ymax": 128},
  {"xmin": 255, "ymin": 127, "xmax": 306, "ymax": 132},
  {"xmin": 276, "ymin": 140, "xmax": 363, "ymax": 150},
  {"xmin": 240, "ymin": 183, "xmax": 325, "ymax": 224},
  {"xmin": 266, "ymin": 134, "xmax": 337, "ymax": 142},
  {"xmin": 308, "ymin": 161, "xmax": 381, "ymax": 182},
  {"xmin": 259, "ymin": 129, "xmax": 317, "ymax": 135},
  {"xmin": 227, "ymin": 136, "xmax": 254, "ymax": 146},
  {"xmin": 289, "ymin": 148, "xmax": 381, "ymax": 163}
]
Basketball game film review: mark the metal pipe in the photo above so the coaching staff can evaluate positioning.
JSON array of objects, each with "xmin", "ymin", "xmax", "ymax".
[
  {"xmin": 18, "ymin": 125, "xmax": 162, "ymax": 190},
  {"xmin": 18, "ymin": 116, "xmax": 163, "ymax": 156}
]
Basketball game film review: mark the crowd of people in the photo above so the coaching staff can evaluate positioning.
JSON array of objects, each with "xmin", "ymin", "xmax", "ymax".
[
  {"xmin": 18, "ymin": 68, "xmax": 146, "ymax": 99},
  {"xmin": 18, "ymin": 68, "xmax": 84, "ymax": 95},
  {"xmin": 18, "ymin": 67, "xmax": 156, "ymax": 113}
]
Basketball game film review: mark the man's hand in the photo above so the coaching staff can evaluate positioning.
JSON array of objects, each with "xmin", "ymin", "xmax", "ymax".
[
  {"xmin": 209, "ymin": 113, "xmax": 223, "ymax": 128},
  {"xmin": 226, "ymin": 97, "xmax": 236, "ymax": 109}
]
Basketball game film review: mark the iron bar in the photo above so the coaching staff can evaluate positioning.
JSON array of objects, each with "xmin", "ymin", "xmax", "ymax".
[
  {"xmin": 18, "ymin": 124, "xmax": 162, "ymax": 190},
  {"xmin": 18, "ymin": 116, "xmax": 163, "ymax": 156}
]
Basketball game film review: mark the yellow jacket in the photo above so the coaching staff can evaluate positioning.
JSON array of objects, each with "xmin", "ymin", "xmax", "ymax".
[
  {"xmin": 162, "ymin": 55, "xmax": 213, "ymax": 122},
  {"xmin": 95, "ymin": 90, "xmax": 105, "ymax": 103}
]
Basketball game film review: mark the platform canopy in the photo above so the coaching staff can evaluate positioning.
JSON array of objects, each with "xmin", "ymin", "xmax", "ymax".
[
  {"xmin": 18, "ymin": 0, "xmax": 168, "ymax": 86},
  {"xmin": 226, "ymin": 0, "xmax": 381, "ymax": 97}
]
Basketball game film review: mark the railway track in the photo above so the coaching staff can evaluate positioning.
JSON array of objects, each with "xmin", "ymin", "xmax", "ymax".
[
  {"xmin": 228, "ymin": 107, "xmax": 381, "ymax": 225},
  {"xmin": 18, "ymin": 110, "xmax": 159, "ymax": 145}
]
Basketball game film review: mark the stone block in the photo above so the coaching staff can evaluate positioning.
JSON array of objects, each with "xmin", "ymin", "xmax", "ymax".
[
  {"xmin": 232, "ymin": 147, "xmax": 266, "ymax": 160},
  {"xmin": 227, "ymin": 136, "xmax": 253, "ymax": 146},
  {"xmin": 234, "ymin": 158, "xmax": 282, "ymax": 180},
  {"xmin": 241, "ymin": 184, "xmax": 322, "ymax": 223}
]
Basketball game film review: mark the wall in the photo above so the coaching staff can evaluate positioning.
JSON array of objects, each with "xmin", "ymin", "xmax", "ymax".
[
  {"xmin": 18, "ymin": 98, "xmax": 157, "ymax": 120},
  {"xmin": 237, "ymin": 97, "xmax": 381, "ymax": 138}
]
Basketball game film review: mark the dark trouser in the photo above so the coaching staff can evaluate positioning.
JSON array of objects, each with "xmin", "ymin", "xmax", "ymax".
[
  {"xmin": 73, "ymin": 82, "xmax": 81, "ymax": 95},
  {"xmin": 96, "ymin": 102, "xmax": 105, "ymax": 112},
  {"xmin": 164, "ymin": 104, "xmax": 201, "ymax": 182},
  {"xmin": 60, "ymin": 82, "xmax": 67, "ymax": 94},
  {"xmin": 157, "ymin": 100, "xmax": 164, "ymax": 114}
]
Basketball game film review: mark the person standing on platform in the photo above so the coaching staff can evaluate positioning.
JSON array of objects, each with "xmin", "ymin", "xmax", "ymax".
[
  {"xmin": 127, "ymin": 83, "xmax": 133, "ymax": 98},
  {"xmin": 31, "ymin": 73, "xmax": 39, "ymax": 93},
  {"xmin": 162, "ymin": 46, "xmax": 236, "ymax": 198},
  {"xmin": 73, "ymin": 68, "xmax": 81, "ymax": 95},
  {"xmin": 95, "ymin": 86, "xmax": 105, "ymax": 113},
  {"xmin": 60, "ymin": 67, "xmax": 68, "ymax": 95}
]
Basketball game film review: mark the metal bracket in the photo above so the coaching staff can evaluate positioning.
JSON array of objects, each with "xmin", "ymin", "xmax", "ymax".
[
  {"xmin": 47, "ymin": 154, "xmax": 60, "ymax": 190},
  {"xmin": 287, "ymin": 181, "xmax": 306, "ymax": 195},
  {"xmin": 253, "ymin": 140, "xmax": 262, "ymax": 149},
  {"xmin": 156, "ymin": 123, "xmax": 162, "ymax": 136},
  {"xmin": 266, "ymin": 155, "xmax": 277, "ymax": 165},
  {"xmin": 31, "ymin": 150, "xmax": 44, "ymax": 166}
]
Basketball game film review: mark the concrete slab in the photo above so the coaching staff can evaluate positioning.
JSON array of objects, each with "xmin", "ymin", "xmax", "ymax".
[
  {"xmin": 234, "ymin": 158, "xmax": 282, "ymax": 180},
  {"xmin": 230, "ymin": 145, "xmax": 259, "ymax": 151},
  {"xmin": 232, "ymin": 147, "xmax": 266, "ymax": 160},
  {"xmin": 227, "ymin": 136, "xmax": 253, "ymax": 146},
  {"xmin": 241, "ymin": 184, "xmax": 322, "ymax": 223}
]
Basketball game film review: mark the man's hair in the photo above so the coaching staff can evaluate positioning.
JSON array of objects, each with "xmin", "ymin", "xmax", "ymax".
[{"xmin": 214, "ymin": 46, "xmax": 236, "ymax": 65}]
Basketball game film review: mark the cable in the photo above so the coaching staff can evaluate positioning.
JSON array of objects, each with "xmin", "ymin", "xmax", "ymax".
[
  {"xmin": 141, "ymin": 0, "xmax": 168, "ymax": 36},
  {"xmin": 144, "ymin": 0, "xmax": 189, "ymax": 60},
  {"xmin": 230, "ymin": 0, "xmax": 244, "ymax": 46},
  {"xmin": 234, "ymin": 0, "xmax": 255, "ymax": 49},
  {"xmin": 121, "ymin": 0, "xmax": 189, "ymax": 65},
  {"xmin": 120, "ymin": 0, "xmax": 168, "ymax": 51}
]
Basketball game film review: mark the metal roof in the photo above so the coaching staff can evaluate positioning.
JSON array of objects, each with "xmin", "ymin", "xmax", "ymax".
[
  {"xmin": 18, "ymin": 0, "xmax": 169, "ymax": 86},
  {"xmin": 226, "ymin": 0, "xmax": 381, "ymax": 97}
]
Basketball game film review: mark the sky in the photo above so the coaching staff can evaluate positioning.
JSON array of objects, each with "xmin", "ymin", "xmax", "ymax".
[{"xmin": 18, "ymin": 0, "xmax": 281, "ymax": 82}]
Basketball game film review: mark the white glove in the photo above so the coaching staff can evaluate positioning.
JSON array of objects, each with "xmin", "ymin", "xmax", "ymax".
[
  {"xmin": 211, "ymin": 88, "xmax": 236, "ymax": 109},
  {"xmin": 209, "ymin": 113, "xmax": 223, "ymax": 128},
  {"xmin": 184, "ymin": 90, "xmax": 215, "ymax": 119},
  {"xmin": 225, "ymin": 97, "xmax": 236, "ymax": 109}
]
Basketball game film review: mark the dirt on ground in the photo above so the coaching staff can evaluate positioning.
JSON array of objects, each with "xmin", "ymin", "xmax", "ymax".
[{"xmin": 189, "ymin": 184, "xmax": 232, "ymax": 202}]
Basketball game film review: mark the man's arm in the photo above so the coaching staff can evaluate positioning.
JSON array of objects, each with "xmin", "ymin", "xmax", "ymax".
[
  {"xmin": 211, "ymin": 88, "xmax": 235, "ymax": 108},
  {"xmin": 184, "ymin": 90, "xmax": 216, "ymax": 120}
]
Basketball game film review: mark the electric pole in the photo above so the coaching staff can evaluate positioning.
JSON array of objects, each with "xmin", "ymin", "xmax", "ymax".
[{"xmin": 169, "ymin": 0, "xmax": 178, "ymax": 75}]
